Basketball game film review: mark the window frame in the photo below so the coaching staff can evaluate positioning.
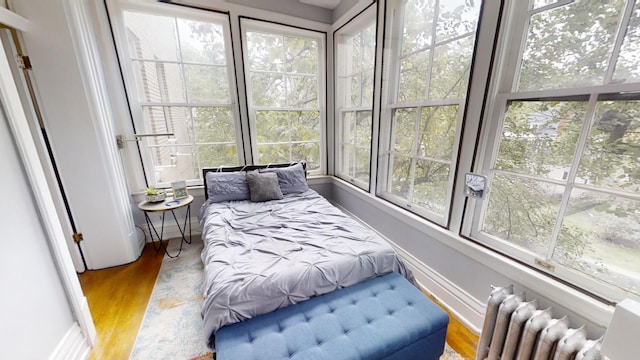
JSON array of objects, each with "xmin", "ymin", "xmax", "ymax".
[
  {"xmin": 240, "ymin": 18, "xmax": 327, "ymax": 175},
  {"xmin": 108, "ymin": 0, "xmax": 243, "ymax": 188},
  {"xmin": 334, "ymin": 5, "xmax": 377, "ymax": 190},
  {"xmin": 376, "ymin": 0, "xmax": 482, "ymax": 227},
  {"xmin": 465, "ymin": 0, "xmax": 640, "ymax": 302}
]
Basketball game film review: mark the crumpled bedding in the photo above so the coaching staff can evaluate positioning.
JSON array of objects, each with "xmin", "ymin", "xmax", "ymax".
[{"xmin": 198, "ymin": 189, "xmax": 414, "ymax": 348}]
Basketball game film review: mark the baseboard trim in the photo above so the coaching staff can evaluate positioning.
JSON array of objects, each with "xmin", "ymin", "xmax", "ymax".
[
  {"xmin": 48, "ymin": 323, "xmax": 91, "ymax": 360},
  {"xmin": 140, "ymin": 216, "xmax": 201, "ymax": 243},
  {"xmin": 331, "ymin": 200, "xmax": 484, "ymax": 334},
  {"xmin": 392, "ymin": 243, "xmax": 484, "ymax": 334}
]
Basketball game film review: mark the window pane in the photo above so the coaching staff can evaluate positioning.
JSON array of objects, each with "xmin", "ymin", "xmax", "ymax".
[
  {"xmin": 495, "ymin": 100, "xmax": 588, "ymax": 181},
  {"xmin": 362, "ymin": 24, "xmax": 376, "ymax": 61},
  {"xmin": 350, "ymin": 75, "xmax": 361, "ymax": 107},
  {"xmin": 257, "ymin": 143, "xmax": 289, "ymax": 164},
  {"xmin": 413, "ymin": 159, "xmax": 449, "ymax": 215},
  {"xmin": 392, "ymin": 108, "xmax": 417, "ymax": 153},
  {"xmin": 556, "ymin": 189, "xmax": 640, "ymax": 297},
  {"xmin": 246, "ymin": 22, "xmax": 324, "ymax": 173},
  {"xmin": 149, "ymin": 144, "xmax": 198, "ymax": 183},
  {"xmin": 418, "ymin": 106, "xmax": 458, "ymax": 161},
  {"xmin": 430, "ymin": 38, "xmax": 473, "ymax": 99},
  {"xmin": 362, "ymin": 71, "xmax": 374, "ymax": 107},
  {"xmin": 141, "ymin": 106, "xmax": 174, "ymax": 137},
  {"xmin": 197, "ymin": 144, "xmax": 238, "ymax": 168},
  {"xmin": 342, "ymin": 144, "xmax": 355, "ymax": 177},
  {"xmin": 185, "ymin": 64, "xmax": 229, "ymax": 103},
  {"xmin": 578, "ymin": 99, "xmax": 640, "ymax": 192},
  {"xmin": 177, "ymin": 19, "xmax": 227, "ymax": 65},
  {"xmin": 291, "ymin": 111, "xmax": 320, "ymax": 141},
  {"xmin": 286, "ymin": 75, "xmax": 318, "ymax": 107},
  {"xmin": 124, "ymin": 11, "xmax": 180, "ymax": 62},
  {"xmin": 286, "ymin": 36, "xmax": 318, "ymax": 74},
  {"xmin": 355, "ymin": 111, "xmax": 372, "ymax": 148},
  {"xmin": 436, "ymin": 0, "xmax": 481, "ymax": 43},
  {"xmin": 132, "ymin": 61, "xmax": 186, "ymax": 103},
  {"xmin": 613, "ymin": 3, "xmax": 640, "ymax": 83},
  {"xmin": 120, "ymin": 8, "xmax": 240, "ymax": 185},
  {"xmin": 192, "ymin": 107, "xmax": 235, "ymax": 143},
  {"xmin": 251, "ymin": 73, "xmax": 285, "ymax": 107},
  {"xmin": 401, "ymin": 0, "xmax": 435, "ymax": 55},
  {"xmin": 247, "ymin": 32, "xmax": 284, "ymax": 71},
  {"xmin": 355, "ymin": 147, "xmax": 370, "ymax": 183},
  {"xmin": 255, "ymin": 110, "xmax": 289, "ymax": 143},
  {"xmin": 349, "ymin": 32, "xmax": 362, "ymax": 73},
  {"xmin": 398, "ymin": 50, "xmax": 430, "ymax": 103},
  {"xmin": 342, "ymin": 112, "xmax": 355, "ymax": 144},
  {"xmin": 390, "ymin": 155, "xmax": 413, "ymax": 199},
  {"xmin": 518, "ymin": 1, "xmax": 624, "ymax": 91},
  {"xmin": 482, "ymin": 174, "xmax": 564, "ymax": 257},
  {"xmin": 292, "ymin": 142, "xmax": 320, "ymax": 169}
]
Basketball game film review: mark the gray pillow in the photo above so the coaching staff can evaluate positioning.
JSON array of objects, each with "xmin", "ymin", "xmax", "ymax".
[
  {"xmin": 259, "ymin": 163, "xmax": 309, "ymax": 194},
  {"xmin": 205, "ymin": 172, "xmax": 251, "ymax": 202},
  {"xmin": 246, "ymin": 172, "xmax": 283, "ymax": 202}
]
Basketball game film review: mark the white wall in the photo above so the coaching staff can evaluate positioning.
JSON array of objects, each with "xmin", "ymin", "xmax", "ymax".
[
  {"xmin": 0, "ymin": 109, "xmax": 75, "ymax": 359},
  {"xmin": 329, "ymin": 178, "xmax": 609, "ymax": 337},
  {"xmin": 12, "ymin": 0, "xmax": 143, "ymax": 270}
]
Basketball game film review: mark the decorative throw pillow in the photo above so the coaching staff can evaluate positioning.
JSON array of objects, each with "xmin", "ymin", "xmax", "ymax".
[
  {"xmin": 259, "ymin": 163, "xmax": 309, "ymax": 194},
  {"xmin": 246, "ymin": 172, "xmax": 283, "ymax": 202},
  {"xmin": 205, "ymin": 172, "xmax": 251, "ymax": 202}
]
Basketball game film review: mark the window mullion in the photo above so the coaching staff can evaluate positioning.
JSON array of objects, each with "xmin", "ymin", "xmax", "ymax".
[
  {"xmin": 424, "ymin": 0, "xmax": 439, "ymax": 101},
  {"xmin": 408, "ymin": 106, "xmax": 422, "ymax": 203},
  {"xmin": 545, "ymin": 94, "xmax": 600, "ymax": 259},
  {"xmin": 603, "ymin": 0, "xmax": 635, "ymax": 84}
]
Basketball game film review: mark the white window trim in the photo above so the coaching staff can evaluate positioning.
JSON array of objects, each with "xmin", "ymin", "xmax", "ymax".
[
  {"xmin": 107, "ymin": 0, "xmax": 243, "ymax": 187},
  {"xmin": 465, "ymin": 0, "xmax": 640, "ymax": 303},
  {"xmin": 334, "ymin": 5, "xmax": 377, "ymax": 190},
  {"xmin": 241, "ymin": 18, "xmax": 327, "ymax": 175},
  {"xmin": 376, "ymin": 0, "xmax": 477, "ymax": 227}
]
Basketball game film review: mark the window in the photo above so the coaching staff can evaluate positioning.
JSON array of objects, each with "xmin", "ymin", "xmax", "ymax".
[
  {"xmin": 242, "ymin": 19, "xmax": 325, "ymax": 173},
  {"xmin": 469, "ymin": 0, "xmax": 640, "ymax": 302},
  {"xmin": 111, "ymin": 2, "xmax": 241, "ymax": 187},
  {"xmin": 377, "ymin": 0, "xmax": 482, "ymax": 225},
  {"xmin": 335, "ymin": 6, "xmax": 376, "ymax": 189}
]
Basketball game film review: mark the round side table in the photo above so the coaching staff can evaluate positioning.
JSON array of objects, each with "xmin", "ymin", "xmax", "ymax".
[{"xmin": 138, "ymin": 194, "xmax": 193, "ymax": 258}]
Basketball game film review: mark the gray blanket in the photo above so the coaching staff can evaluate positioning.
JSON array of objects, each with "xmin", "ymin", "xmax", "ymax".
[{"xmin": 199, "ymin": 189, "xmax": 414, "ymax": 348}]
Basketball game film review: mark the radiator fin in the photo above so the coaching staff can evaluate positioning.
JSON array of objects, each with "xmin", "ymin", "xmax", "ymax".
[{"xmin": 476, "ymin": 286, "xmax": 604, "ymax": 360}]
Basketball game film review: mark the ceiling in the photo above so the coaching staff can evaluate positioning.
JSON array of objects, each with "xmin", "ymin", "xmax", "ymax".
[{"xmin": 298, "ymin": 0, "xmax": 342, "ymax": 9}]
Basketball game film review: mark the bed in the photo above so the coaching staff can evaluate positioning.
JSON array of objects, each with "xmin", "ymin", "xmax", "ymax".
[{"xmin": 199, "ymin": 163, "xmax": 415, "ymax": 348}]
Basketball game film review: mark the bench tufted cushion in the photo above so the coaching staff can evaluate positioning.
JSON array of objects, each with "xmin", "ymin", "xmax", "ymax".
[{"xmin": 215, "ymin": 272, "xmax": 449, "ymax": 360}]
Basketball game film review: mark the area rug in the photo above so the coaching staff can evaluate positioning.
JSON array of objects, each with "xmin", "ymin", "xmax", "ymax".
[
  {"xmin": 129, "ymin": 237, "xmax": 212, "ymax": 360},
  {"xmin": 130, "ymin": 237, "xmax": 466, "ymax": 359}
]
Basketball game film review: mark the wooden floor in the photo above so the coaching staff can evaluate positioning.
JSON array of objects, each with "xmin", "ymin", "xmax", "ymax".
[
  {"xmin": 79, "ymin": 242, "xmax": 478, "ymax": 359},
  {"xmin": 78, "ymin": 242, "xmax": 165, "ymax": 360}
]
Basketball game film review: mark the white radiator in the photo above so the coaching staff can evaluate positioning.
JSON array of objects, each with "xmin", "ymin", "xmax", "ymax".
[{"xmin": 475, "ymin": 285, "xmax": 605, "ymax": 360}]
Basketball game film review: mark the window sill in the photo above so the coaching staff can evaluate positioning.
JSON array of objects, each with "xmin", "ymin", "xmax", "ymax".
[{"xmin": 330, "ymin": 176, "xmax": 614, "ymax": 330}]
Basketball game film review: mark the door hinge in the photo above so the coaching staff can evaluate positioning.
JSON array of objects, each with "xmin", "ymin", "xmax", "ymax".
[
  {"xmin": 17, "ymin": 55, "xmax": 32, "ymax": 70},
  {"xmin": 72, "ymin": 232, "xmax": 84, "ymax": 243}
]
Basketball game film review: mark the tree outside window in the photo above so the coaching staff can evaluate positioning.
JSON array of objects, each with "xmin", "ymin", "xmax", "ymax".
[
  {"xmin": 378, "ymin": 0, "xmax": 481, "ymax": 225},
  {"xmin": 474, "ymin": 0, "xmax": 640, "ymax": 301},
  {"xmin": 243, "ymin": 21, "xmax": 325, "ymax": 172}
]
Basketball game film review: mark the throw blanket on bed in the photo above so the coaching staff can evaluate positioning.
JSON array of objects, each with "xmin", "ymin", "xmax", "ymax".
[{"xmin": 198, "ymin": 189, "xmax": 414, "ymax": 348}]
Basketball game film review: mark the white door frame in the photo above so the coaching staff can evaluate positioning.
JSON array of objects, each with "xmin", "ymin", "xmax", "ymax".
[{"xmin": 0, "ymin": 7, "xmax": 96, "ymax": 347}]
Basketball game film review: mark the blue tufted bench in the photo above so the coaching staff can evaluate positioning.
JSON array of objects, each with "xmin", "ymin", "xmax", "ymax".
[{"xmin": 215, "ymin": 272, "xmax": 449, "ymax": 360}]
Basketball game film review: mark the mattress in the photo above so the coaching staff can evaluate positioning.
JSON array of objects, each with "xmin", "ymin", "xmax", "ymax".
[{"xmin": 198, "ymin": 189, "xmax": 414, "ymax": 348}]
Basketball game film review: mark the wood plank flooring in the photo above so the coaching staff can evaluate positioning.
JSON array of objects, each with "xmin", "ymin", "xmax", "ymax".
[
  {"xmin": 79, "ymin": 241, "xmax": 478, "ymax": 359},
  {"xmin": 78, "ymin": 242, "xmax": 165, "ymax": 360}
]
